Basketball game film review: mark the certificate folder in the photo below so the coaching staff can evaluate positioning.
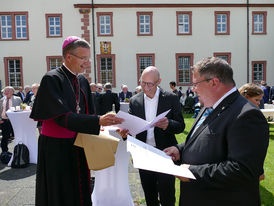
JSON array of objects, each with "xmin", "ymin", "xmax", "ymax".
[{"xmin": 74, "ymin": 132, "xmax": 120, "ymax": 170}]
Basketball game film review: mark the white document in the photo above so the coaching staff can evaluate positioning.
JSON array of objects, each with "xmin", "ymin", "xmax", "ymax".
[
  {"xmin": 127, "ymin": 136, "xmax": 196, "ymax": 179},
  {"xmin": 116, "ymin": 109, "xmax": 170, "ymax": 137}
]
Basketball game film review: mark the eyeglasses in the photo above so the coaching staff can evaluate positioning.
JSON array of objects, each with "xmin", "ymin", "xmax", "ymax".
[
  {"xmin": 97, "ymin": 87, "xmax": 102, "ymax": 90},
  {"xmin": 140, "ymin": 80, "xmax": 158, "ymax": 88},
  {"xmin": 70, "ymin": 53, "xmax": 91, "ymax": 62},
  {"xmin": 192, "ymin": 78, "xmax": 212, "ymax": 88}
]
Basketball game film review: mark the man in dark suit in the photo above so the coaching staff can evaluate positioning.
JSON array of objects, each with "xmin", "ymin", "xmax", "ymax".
[
  {"xmin": 118, "ymin": 85, "xmax": 132, "ymax": 102},
  {"xmin": 164, "ymin": 57, "xmax": 269, "ymax": 206},
  {"xmin": 23, "ymin": 85, "xmax": 33, "ymax": 104},
  {"xmin": 99, "ymin": 82, "xmax": 120, "ymax": 115},
  {"xmin": 16, "ymin": 86, "xmax": 25, "ymax": 101},
  {"xmin": 119, "ymin": 66, "xmax": 185, "ymax": 206}
]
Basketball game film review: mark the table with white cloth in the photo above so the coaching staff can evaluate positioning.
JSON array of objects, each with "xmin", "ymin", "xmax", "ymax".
[
  {"xmin": 6, "ymin": 110, "xmax": 38, "ymax": 166},
  {"xmin": 120, "ymin": 102, "xmax": 129, "ymax": 113},
  {"xmin": 260, "ymin": 108, "xmax": 274, "ymax": 121},
  {"xmin": 264, "ymin": 103, "xmax": 274, "ymax": 109},
  {"xmin": 91, "ymin": 129, "xmax": 134, "ymax": 206}
]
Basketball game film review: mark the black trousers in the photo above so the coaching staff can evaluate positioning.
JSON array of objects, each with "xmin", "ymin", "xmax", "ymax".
[
  {"xmin": 139, "ymin": 169, "xmax": 175, "ymax": 206},
  {"xmin": 1, "ymin": 119, "xmax": 13, "ymax": 152}
]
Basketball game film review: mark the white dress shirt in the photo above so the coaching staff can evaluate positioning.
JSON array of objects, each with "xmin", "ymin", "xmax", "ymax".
[{"xmin": 144, "ymin": 87, "xmax": 160, "ymax": 147}]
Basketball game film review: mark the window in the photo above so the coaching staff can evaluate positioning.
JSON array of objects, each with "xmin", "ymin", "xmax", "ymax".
[
  {"xmin": 177, "ymin": 11, "xmax": 192, "ymax": 35},
  {"xmin": 252, "ymin": 11, "xmax": 267, "ymax": 34},
  {"xmin": 137, "ymin": 12, "xmax": 153, "ymax": 36},
  {"xmin": 215, "ymin": 11, "xmax": 230, "ymax": 35},
  {"xmin": 136, "ymin": 54, "xmax": 155, "ymax": 82},
  {"xmin": 46, "ymin": 14, "xmax": 62, "ymax": 37},
  {"xmin": 97, "ymin": 12, "xmax": 113, "ymax": 36},
  {"xmin": 252, "ymin": 61, "xmax": 266, "ymax": 82},
  {"xmin": 46, "ymin": 56, "xmax": 63, "ymax": 71},
  {"xmin": 4, "ymin": 57, "xmax": 23, "ymax": 88},
  {"xmin": 0, "ymin": 12, "xmax": 29, "ymax": 40},
  {"xmin": 213, "ymin": 52, "xmax": 231, "ymax": 64},
  {"xmin": 97, "ymin": 54, "xmax": 116, "ymax": 87},
  {"xmin": 176, "ymin": 53, "xmax": 193, "ymax": 86}
]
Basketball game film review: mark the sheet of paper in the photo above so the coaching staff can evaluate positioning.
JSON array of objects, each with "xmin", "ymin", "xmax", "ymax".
[
  {"xmin": 116, "ymin": 109, "xmax": 170, "ymax": 136},
  {"xmin": 144, "ymin": 109, "xmax": 170, "ymax": 131},
  {"xmin": 127, "ymin": 136, "xmax": 196, "ymax": 179}
]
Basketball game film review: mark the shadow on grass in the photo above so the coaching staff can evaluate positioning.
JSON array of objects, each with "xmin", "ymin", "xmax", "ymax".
[
  {"xmin": 269, "ymin": 124, "xmax": 274, "ymax": 140},
  {"xmin": 260, "ymin": 184, "xmax": 274, "ymax": 206}
]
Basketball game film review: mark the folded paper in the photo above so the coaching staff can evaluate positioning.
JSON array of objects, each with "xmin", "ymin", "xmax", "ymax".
[
  {"xmin": 75, "ymin": 132, "xmax": 120, "ymax": 170},
  {"xmin": 127, "ymin": 136, "xmax": 196, "ymax": 179},
  {"xmin": 116, "ymin": 109, "xmax": 170, "ymax": 136}
]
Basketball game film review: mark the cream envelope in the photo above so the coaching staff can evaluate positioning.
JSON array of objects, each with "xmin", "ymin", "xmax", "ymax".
[{"xmin": 75, "ymin": 132, "xmax": 120, "ymax": 170}]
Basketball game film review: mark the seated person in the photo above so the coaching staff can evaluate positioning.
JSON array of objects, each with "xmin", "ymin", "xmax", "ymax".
[
  {"xmin": 119, "ymin": 85, "xmax": 132, "ymax": 102},
  {"xmin": 183, "ymin": 93, "xmax": 195, "ymax": 113}
]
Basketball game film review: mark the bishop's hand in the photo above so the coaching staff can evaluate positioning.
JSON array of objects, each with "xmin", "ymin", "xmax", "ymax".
[{"xmin": 99, "ymin": 113, "xmax": 124, "ymax": 126}]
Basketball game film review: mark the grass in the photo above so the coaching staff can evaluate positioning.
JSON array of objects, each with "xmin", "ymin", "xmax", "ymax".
[{"xmin": 175, "ymin": 113, "xmax": 274, "ymax": 205}]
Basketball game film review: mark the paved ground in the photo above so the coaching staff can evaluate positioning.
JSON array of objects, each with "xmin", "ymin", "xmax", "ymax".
[{"xmin": 0, "ymin": 137, "xmax": 145, "ymax": 206}]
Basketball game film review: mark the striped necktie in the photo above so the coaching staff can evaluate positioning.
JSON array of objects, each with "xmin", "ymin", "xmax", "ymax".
[{"xmin": 192, "ymin": 108, "xmax": 213, "ymax": 135}]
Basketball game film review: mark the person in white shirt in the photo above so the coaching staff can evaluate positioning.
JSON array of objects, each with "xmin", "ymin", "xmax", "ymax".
[{"xmin": 119, "ymin": 66, "xmax": 185, "ymax": 206}]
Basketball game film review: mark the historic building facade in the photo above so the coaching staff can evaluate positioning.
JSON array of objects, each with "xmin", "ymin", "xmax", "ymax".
[{"xmin": 1, "ymin": 0, "xmax": 274, "ymax": 92}]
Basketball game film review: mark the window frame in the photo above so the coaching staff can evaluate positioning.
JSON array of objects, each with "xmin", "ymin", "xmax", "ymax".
[
  {"xmin": 97, "ymin": 54, "xmax": 116, "ymax": 87},
  {"xmin": 176, "ymin": 11, "xmax": 192, "ymax": 35},
  {"xmin": 213, "ymin": 52, "xmax": 231, "ymax": 65},
  {"xmin": 137, "ymin": 12, "xmax": 153, "ymax": 36},
  {"xmin": 4, "ymin": 57, "xmax": 23, "ymax": 89},
  {"xmin": 252, "ymin": 61, "xmax": 266, "ymax": 83},
  {"xmin": 215, "ymin": 11, "xmax": 230, "ymax": 35},
  {"xmin": 176, "ymin": 53, "xmax": 194, "ymax": 86},
  {"xmin": 46, "ymin": 56, "xmax": 63, "ymax": 71},
  {"xmin": 96, "ymin": 12, "xmax": 113, "ymax": 37},
  {"xmin": 136, "ymin": 53, "xmax": 155, "ymax": 85},
  {"xmin": 46, "ymin": 14, "xmax": 63, "ymax": 38},
  {"xmin": 252, "ymin": 11, "xmax": 267, "ymax": 35},
  {"xmin": 0, "ymin": 12, "xmax": 29, "ymax": 40}
]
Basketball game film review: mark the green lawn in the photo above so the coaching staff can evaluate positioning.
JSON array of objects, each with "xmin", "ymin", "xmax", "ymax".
[{"xmin": 175, "ymin": 114, "xmax": 274, "ymax": 205}]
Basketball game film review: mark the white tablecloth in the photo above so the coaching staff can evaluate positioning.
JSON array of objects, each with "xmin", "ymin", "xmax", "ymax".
[
  {"xmin": 6, "ymin": 110, "xmax": 38, "ymax": 165},
  {"xmin": 120, "ymin": 102, "xmax": 129, "ymax": 113},
  {"xmin": 91, "ymin": 129, "xmax": 134, "ymax": 206},
  {"xmin": 264, "ymin": 104, "xmax": 274, "ymax": 109},
  {"xmin": 260, "ymin": 109, "xmax": 274, "ymax": 120}
]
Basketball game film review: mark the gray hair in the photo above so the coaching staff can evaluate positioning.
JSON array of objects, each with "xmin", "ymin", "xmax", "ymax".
[
  {"xmin": 104, "ymin": 82, "xmax": 112, "ymax": 90},
  {"xmin": 4, "ymin": 86, "xmax": 15, "ymax": 93},
  {"xmin": 192, "ymin": 57, "xmax": 235, "ymax": 86}
]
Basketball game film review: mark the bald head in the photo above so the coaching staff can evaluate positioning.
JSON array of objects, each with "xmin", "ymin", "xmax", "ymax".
[
  {"xmin": 140, "ymin": 66, "xmax": 161, "ymax": 98},
  {"xmin": 141, "ymin": 66, "xmax": 160, "ymax": 82}
]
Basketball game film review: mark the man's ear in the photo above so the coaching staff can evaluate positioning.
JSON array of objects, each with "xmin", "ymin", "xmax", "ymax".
[
  {"xmin": 211, "ymin": 77, "xmax": 220, "ymax": 87},
  {"xmin": 158, "ymin": 78, "xmax": 162, "ymax": 85}
]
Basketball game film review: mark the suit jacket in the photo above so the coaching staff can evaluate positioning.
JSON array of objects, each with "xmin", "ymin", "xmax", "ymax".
[
  {"xmin": 177, "ymin": 91, "xmax": 269, "ymax": 206},
  {"xmin": 119, "ymin": 91, "xmax": 132, "ymax": 102},
  {"xmin": 23, "ymin": 91, "xmax": 33, "ymax": 104},
  {"xmin": 0, "ymin": 95, "xmax": 22, "ymax": 120},
  {"xmin": 16, "ymin": 91, "xmax": 24, "ymax": 101},
  {"xmin": 129, "ymin": 88, "xmax": 185, "ymax": 150},
  {"xmin": 270, "ymin": 86, "xmax": 274, "ymax": 100},
  {"xmin": 98, "ymin": 90, "xmax": 120, "ymax": 115}
]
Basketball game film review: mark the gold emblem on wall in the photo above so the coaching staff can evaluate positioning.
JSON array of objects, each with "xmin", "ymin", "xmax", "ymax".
[{"xmin": 100, "ymin": 41, "xmax": 111, "ymax": 54}]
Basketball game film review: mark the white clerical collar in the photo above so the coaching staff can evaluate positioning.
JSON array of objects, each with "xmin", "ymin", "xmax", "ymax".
[
  {"xmin": 213, "ymin": 87, "xmax": 237, "ymax": 109},
  {"xmin": 63, "ymin": 63, "xmax": 77, "ymax": 76},
  {"xmin": 144, "ymin": 87, "xmax": 160, "ymax": 101}
]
